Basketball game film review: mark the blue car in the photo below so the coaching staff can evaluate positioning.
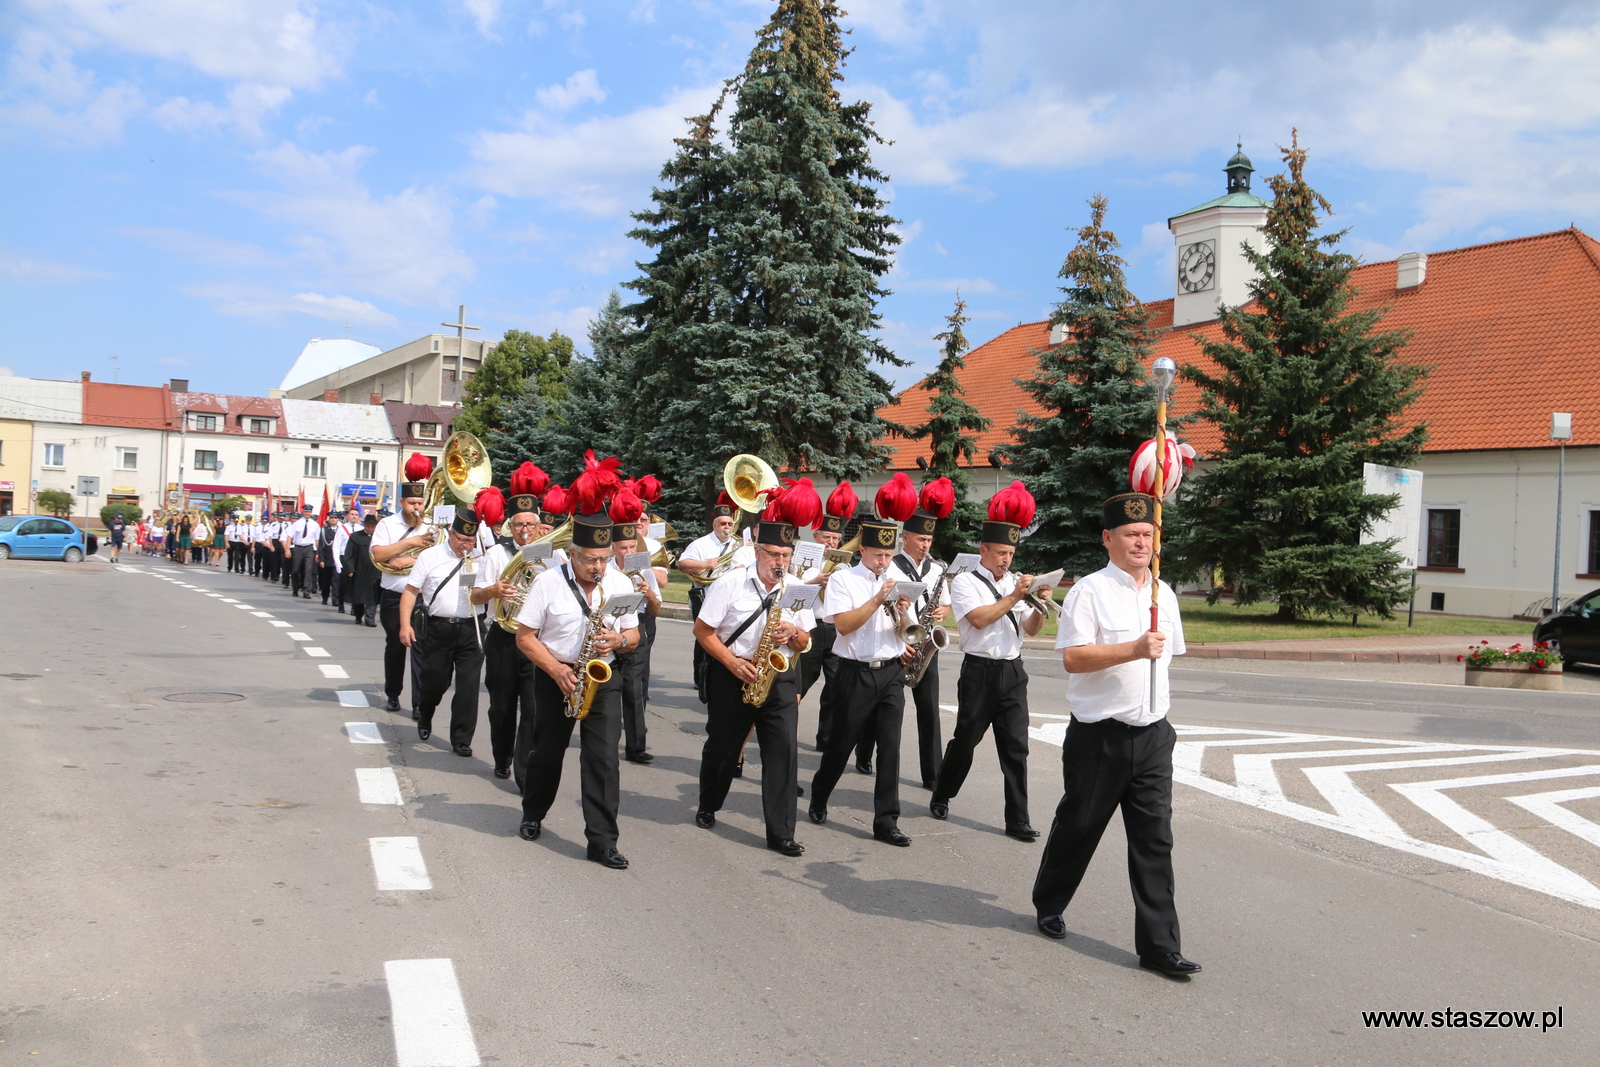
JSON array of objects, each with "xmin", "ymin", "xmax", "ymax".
[{"xmin": 0, "ymin": 514, "xmax": 88, "ymax": 562}]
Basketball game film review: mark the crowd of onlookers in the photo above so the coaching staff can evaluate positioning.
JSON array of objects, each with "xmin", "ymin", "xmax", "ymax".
[{"xmin": 107, "ymin": 510, "xmax": 226, "ymax": 566}]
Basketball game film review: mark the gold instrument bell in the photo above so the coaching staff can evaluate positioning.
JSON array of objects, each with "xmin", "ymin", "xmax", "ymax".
[
  {"xmin": 723, "ymin": 454, "xmax": 778, "ymax": 513},
  {"xmin": 371, "ymin": 430, "xmax": 494, "ymax": 577}
]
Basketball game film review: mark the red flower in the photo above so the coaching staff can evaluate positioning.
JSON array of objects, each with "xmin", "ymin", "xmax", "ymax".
[
  {"xmin": 1457, "ymin": 654, "xmax": 1464, "ymax": 662},
  {"xmin": 1535, "ymin": 659, "xmax": 1547, "ymax": 669}
]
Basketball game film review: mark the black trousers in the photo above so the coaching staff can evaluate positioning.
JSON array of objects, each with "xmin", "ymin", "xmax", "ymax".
[
  {"xmin": 262, "ymin": 544, "xmax": 279, "ymax": 581},
  {"xmin": 699, "ymin": 658, "xmax": 800, "ymax": 842},
  {"xmin": 909, "ymin": 651, "xmax": 944, "ymax": 787},
  {"xmin": 810, "ymin": 659, "xmax": 905, "ymax": 832},
  {"xmin": 689, "ymin": 585, "xmax": 709, "ymax": 702},
  {"xmin": 521, "ymin": 665, "xmax": 624, "ymax": 849},
  {"xmin": 251, "ymin": 543, "xmax": 266, "ymax": 576},
  {"xmin": 379, "ymin": 589, "xmax": 408, "ymax": 703},
  {"xmin": 289, "ymin": 545, "xmax": 316, "ymax": 594},
  {"xmin": 618, "ymin": 610, "xmax": 655, "ymax": 756},
  {"xmin": 934, "ymin": 655, "xmax": 1030, "ymax": 826},
  {"xmin": 800, "ymin": 622, "xmax": 839, "ymax": 747},
  {"xmin": 415, "ymin": 616, "xmax": 483, "ymax": 747},
  {"xmin": 484, "ymin": 624, "xmax": 534, "ymax": 770},
  {"xmin": 318, "ymin": 556, "xmax": 337, "ymax": 604},
  {"xmin": 1032, "ymin": 716, "xmax": 1180, "ymax": 959}
]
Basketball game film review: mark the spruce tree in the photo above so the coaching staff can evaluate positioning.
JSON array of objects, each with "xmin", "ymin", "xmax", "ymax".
[
  {"xmin": 1170, "ymin": 132, "xmax": 1427, "ymax": 620},
  {"xmin": 1007, "ymin": 194, "xmax": 1161, "ymax": 576},
  {"xmin": 623, "ymin": 0, "xmax": 901, "ymax": 530},
  {"xmin": 907, "ymin": 296, "xmax": 989, "ymax": 558},
  {"xmin": 455, "ymin": 328, "xmax": 575, "ymax": 437}
]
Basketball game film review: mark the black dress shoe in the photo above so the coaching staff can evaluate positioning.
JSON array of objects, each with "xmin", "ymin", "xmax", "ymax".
[
  {"xmin": 767, "ymin": 838, "xmax": 805, "ymax": 856},
  {"xmin": 587, "ymin": 845, "xmax": 630, "ymax": 869},
  {"xmin": 1037, "ymin": 914, "xmax": 1067, "ymax": 939},
  {"xmin": 385, "ymin": 697, "xmax": 400, "ymax": 712},
  {"xmin": 808, "ymin": 805, "xmax": 827, "ymax": 825},
  {"xmin": 929, "ymin": 799, "xmax": 949, "ymax": 820},
  {"xmin": 417, "ymin": 725, "xmax": 431, "ymax": 741},
  {"xmin": 625, "ymin": 751, "xmax": 655, "ymax": 764},
  {"xmin": 1140, "ymin": 953, "xmax": 1202, "ymax": 978},
  {"xmin": 452, "ymin": 742, "xmax": 472, "ymax": 757},
  {"xmin": 873, "ymin": 826, "xmax": 912, "ymax": 847},
  {"xmin": 796, "ymin": 784, "xmax": 806, "ymax": 798},
  {"xmin": 493, "ymin": 765, "xmax": 511, "ymax": 779},
  {"xmin": 694, "ymin": 810, "xmax": 716, "ymax": 829},
  {"xmin": 411, "ymin": 708, "xmax": 420, "ymax": 723},
  {"xmin": 1006, "ymin": 823, "xmax": 1041, "ymax": 841},
  {"xmin": 337, "ymin": 606, "xmax": 345, "ymax": 614},
  {"xmin": 518, "ymin": 820, "xmax": 542, "ymax": 841},
  {"xmin": 856, "ymin": 761, "xmax": 873, "ymax": 775}
]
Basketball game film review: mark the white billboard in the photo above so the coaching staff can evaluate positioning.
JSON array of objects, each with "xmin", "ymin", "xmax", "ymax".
[{"xmin": 1361, "ymin": 462, "xmax": 1424, "ymax": 569}]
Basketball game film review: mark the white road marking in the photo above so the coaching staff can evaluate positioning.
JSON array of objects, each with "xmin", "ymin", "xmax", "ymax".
[
  {"xmin": 939, "ymin": 704, "xmax": 958, "ymax": 712},
  {"xmin": 251, "ymin": 611, "xmax": 274, "ymax": 617},
  {"xmin": 320, "ymin": 664, "xmax": 350, "ymax": 679},
  {"xmin": 344, "ymin": 721, "xmax": 384, "ymax": 743},
  {"xmin": 1509, "ymin": 786, "xmax": 1600, "ymax": 849},
  {"xmin": 206, "ymin": 593, "xmax": 224, "ymax": 598},
  {"xmin": 269, "ymin": 621, "xmax": 292, "ymax": 628},
  {"xmin": 384, "ymin": 959, "xmax": 481, "ymax": 1067},
  {"xmin": 287, "ymin": 632, "xmax": 312, "ymax": 641},
  {"xmin": 337, "ymin": 690, "xmax": 370, "ymax": 708},
  {"xmin": 304, "ymin": 647, "xmax": 330, "ymax": 657},
  {"xmin": 356, "ymin": 767, "xmax": 403, "ymax": 804},
  {"xmin": 220, "ymin": 598, "xmax": 239, "ymax": 603},
  {"xmin": 370, "ymin": 837, "xmax": 432, "ymax": 890},
  {"xmin": 234, "ymin": 604, "xmax": 256, "ymax": 610}
]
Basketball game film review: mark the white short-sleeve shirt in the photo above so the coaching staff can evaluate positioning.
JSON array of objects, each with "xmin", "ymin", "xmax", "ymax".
[
  {"xmin": 886, "ymin": 552, "xmax": 952, "ymax": 615},
  {"xmin": 950, "ymin": 565, "xmax": 1038, "ymax": 661},
  {"xmin": 515, "ymin": 563, "xmax": 640, "ymax": 665},
  {"xmin": 372, "ymin": 514, "xmax": 430, "ymax": 593},
  {"xmin": 697, "ymin": 565, "xmax": 815, "ymax": 660},
  {"xmin": 820, "ymin": 562, "xmax": 906, "ymax": 663},
  {"xmin": 405, "ymin": 542, "xmax": 484, "ymax": 619},
  {"xmin": 1055, "ymin": 562, "xmax": 1185, "ymax": 726}
]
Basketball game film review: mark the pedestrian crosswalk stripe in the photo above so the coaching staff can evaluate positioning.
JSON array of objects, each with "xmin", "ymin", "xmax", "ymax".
[
  {"xmin": 344, "ymin": 721, "xmax": 383, "ymax": 742},
  {"xmin": 356, "ymin": 767, "xmax": 403, "ymax": 804},
  {"xmin": 370, "ymin": 837, "xmax": 432, "ymax": 891},
  {"xmin": 383, "ymin": 959, "xmax": 480, "ymax": 1067}
]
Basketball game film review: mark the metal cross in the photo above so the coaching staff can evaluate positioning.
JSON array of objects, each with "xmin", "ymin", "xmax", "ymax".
[{"xmin": 441, "ymin": 305, "xmax": 480, "ymax": 399}]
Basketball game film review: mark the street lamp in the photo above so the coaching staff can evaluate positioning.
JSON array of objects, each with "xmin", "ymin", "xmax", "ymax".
[
  {"xmin": 1551, "ymin": 412, "xmax": 1573, "ymax": 614},
  {"xmin": 1151, "ymin": 356, "xmax": 1177, "ymax": 401}
]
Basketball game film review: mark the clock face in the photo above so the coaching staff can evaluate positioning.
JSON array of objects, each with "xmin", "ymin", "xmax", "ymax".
[{"xmin": 1178, "ymin": 240, "xmax": 1216, "ymax": 293}]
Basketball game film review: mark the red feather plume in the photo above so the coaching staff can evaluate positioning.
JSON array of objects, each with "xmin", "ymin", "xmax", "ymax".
[
  {"xmin": 404, "ymin": 453, "xmax": 433, "ymax": 481},
  {"xmin": 635, "ymin": 475, "xmax": 663, "ymax": 502},
  {"xmin": 874, "ymin": 472, "xmax": 918, "ymax": 523},
  {"xmin": 825, "ymin": 481, "xmax": 858, "ymax": 520},
  {"xmin": 541, "ymin": 484, "xmax": 573, "ymax": 516},
  {"xmin": 777, "ymin": 478, "xmax": 823, "ymax": 529},
  {"xmin": 716, "ymin": 490, "xmax": 734, "ymax": 509},
  {"xmin": 509, "ymin": 461, "xmax": 549, "ymax": 497},
  {"xmin": 572, "ymin": 451, "xmax": 623, "ymax": 513},
  {"xmin": 918, "ymin": 477, "xmax": 956, "ymax": 520},
  {"xmin": 988, "ymin": 481, "xmax": 1036, "ymax": 527},
  {"xmin": 474, "ymin": 487, "xmax": 506, "ymax": 527},
  {"xmin": 609, "ymin": 488, "xmax": 645, "ymax": 526}
]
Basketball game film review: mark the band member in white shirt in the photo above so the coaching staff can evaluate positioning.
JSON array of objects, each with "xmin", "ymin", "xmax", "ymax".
[
  {"xmin": 1033, "ymin": 492, "xmax": 1198, "ymax": 978},
  {"xmin": 693, "ymin": 487, "xmax": 819, "ymax": 855},
  {"xmin": 679, "ymin": 496, "xmax": 752, "ymax": 703},
  {"xmin": 885, "ymin": 479, "xmax": 956, "ymax": 789},
  {"xmin": 285, "ymin": 506, "xmax": 321, "ymax": 599},
  {"xmin": 807, "ymin": 517, "xmax": 915, "ymax": 846},
  {"xmin": 330, "ymin": 508, "xmax": 358, "ymax": 611},
  {"xmin": 371, "ymin": 456, "xmax": 438, "ymax": 714},
  {"xmin": 606, "ymin": 494, "xmax": 661, "ymax": 764},
  {"xmin": 473, "ymin": 489, "xmax": 540, "ymax": 780},
  {"xmin": 800, "ymin": 482, "xmax": 853, "ymax": 757},
  {"xmin": 514, "ymin": 508, "xmax": 641, "ymax": 870},
  {"xmin": 400, "ymin": 508, "xmax": 486, "ymax": 756},
  {"xmin": 932, "ymin": 482, "xmax": 1050, "ymax": 841}
]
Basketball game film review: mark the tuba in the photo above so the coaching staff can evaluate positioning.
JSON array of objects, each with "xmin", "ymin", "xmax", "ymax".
[
  {"xmin": 372, "ymin": 431, "xmax": 493, "ymax": 576},
  {"xmin": 683, "ymin": 455, "xmax": 776, "ymax": 586},
  {"xmin": 490, "ymin": 520, "xmax": 575, "ymax": 634}
]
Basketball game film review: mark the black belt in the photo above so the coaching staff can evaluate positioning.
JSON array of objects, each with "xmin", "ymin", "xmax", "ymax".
[
  {"xmin": 1075, "ymin": 716, "xmax": 1164, "ymax": 732},
  {"xmin": 847, "ymin": 658, "xmax": 900, "ymax": 670},
  {"xmin": 430, "ymin": 616, "xmax": 479, "ymax": 626}
]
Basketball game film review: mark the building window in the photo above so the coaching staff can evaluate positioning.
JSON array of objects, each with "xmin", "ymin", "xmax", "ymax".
[
  {"xmin": 247, "ymin": 453, "xmax": 270, "ymax": 474},
  {"xmin": 43, "ymin": 443, "xmax": 65, "ymax": 468},
  {"xmin": 432, "ymin": 339, "xmax": 440, "ymax": 352},
  {"xmin": 191, "ymin": 414, "xmax": 218, "ymax": 431},
  {"xmin": 194, "ymin": 450, "xmax": 219, "ymax": 471},
  {"xmin": 416, "ymin": 422, "xmax": 439, "ymax": 440},
  {"xmin": 1426, "ymin": 509, "xmax": 1461, "ymax": 568},
  {"xmin": 304, "ymin": 456, "xmax": 327, "ymax": 478},
  {"xmin": 248, "ymin": 418, "xmax": 272, "ymax": 434},
  {"xmin": 115, "ymin": 447, "xmax": 138, "ymax": 470},
  {"xmin": 1588, "ymin": 511, "xmax": 1600, "ymax": 575},
  {"xmin": 355, "ymin": 459, "xmax": 378, "ymax": 481}
]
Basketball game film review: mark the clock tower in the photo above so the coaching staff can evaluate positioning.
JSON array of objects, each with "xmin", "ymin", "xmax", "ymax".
[{"xmin": 1169, "ymin": 145, "xmax": 1270, "ymax": 327}]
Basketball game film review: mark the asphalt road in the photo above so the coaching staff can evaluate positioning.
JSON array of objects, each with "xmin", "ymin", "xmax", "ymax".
[{"xmin": 4, "ymin": 555, "xmax": 1598, "ymax": 1066}]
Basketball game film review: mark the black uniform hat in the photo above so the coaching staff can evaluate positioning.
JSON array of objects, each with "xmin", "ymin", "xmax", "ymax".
[
  {"xmin": 856, "ymin": 519, "xmax": 898, "ymax": 550},
  {"xmin": 508, "ymin": 494, "xmax": 539, "ymax": 516},
  {"xmin": 902, "ymin": 510, "xmax": 937, "ymax": 536},
  {"xmin": 450, "ymin": 508, "xmax": 480, "ymax": 536},
  {"xmin": 570, "ymin": 511, "xmax": 613, "ymax": 549},
  {"xmin": 1103, "ymin": 492, "xmax": 1156, "ymax": 529}
]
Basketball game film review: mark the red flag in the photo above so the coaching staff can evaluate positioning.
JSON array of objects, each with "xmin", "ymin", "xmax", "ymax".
[
  {"xmin": 296, "ymin": 486, "xmax": 306, "ymax": 514},
  {"xmin": 318, "ymin": 485, "xmax": 330, "ymax": 525}
]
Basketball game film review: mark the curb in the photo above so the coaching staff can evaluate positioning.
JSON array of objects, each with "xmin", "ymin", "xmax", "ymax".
[
  {"xmin": 1183, "ymin": 647, "xmax": 1461, "ymax": 664},
  {"xmin": 659, "ymin": 603, "xmax": 693, "ymax": 622}
]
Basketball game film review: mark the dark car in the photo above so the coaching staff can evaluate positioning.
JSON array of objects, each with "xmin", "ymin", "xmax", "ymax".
[{"xmin": 1533, "ymin": 588, "xmax": 1600, "ymax": 667}]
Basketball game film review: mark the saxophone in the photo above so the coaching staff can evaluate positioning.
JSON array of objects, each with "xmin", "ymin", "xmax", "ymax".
[
  {"xmin": 566, "ymin": 590, "xmax": 612, "ymax": 720},
  {"xmin": 741, "ymin": 579, "xmax": 792, "ymax": 706},
  {"xmin": 903, "ymin": 564, "xmax": 955, "ymax": 687}
]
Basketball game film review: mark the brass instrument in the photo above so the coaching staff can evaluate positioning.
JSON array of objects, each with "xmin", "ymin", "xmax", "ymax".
[
  {"xmin": 685, "ymin": 536, "xmax": 739, "ymax": 586},
  {"xmin": 372, "ymin": 431, "xmax": 493, "ymax": 576},
  {"xmin": 648, "ymin": 521, "xmax": 679, "ymax": 569},
  {"xmin": 723, "ymin": 454, "xmax": 778, "ymax": 513},
  {"xmin": 903, "ymin": 565, "xmax": 956, "ymax": 687},
  {"xmin": 490, "ymin": 520, "xmax": 575, "ymax": 634},
  {"xmin": 567, "ymin": 590, "xmax": 612, "ymax": 720},
  {"xmin": 741, "ymin": 578, "xmax": 792, "ymax": 706}
]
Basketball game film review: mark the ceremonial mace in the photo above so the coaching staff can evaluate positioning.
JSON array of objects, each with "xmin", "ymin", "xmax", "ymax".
[{"xmin": 1149, "ymin": 356, "xmax": 1178, "ymax": 715}]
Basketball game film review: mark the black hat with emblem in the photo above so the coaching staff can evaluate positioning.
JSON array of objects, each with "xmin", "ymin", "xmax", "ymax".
[
  {"xmin": 855, "ymin": 519, "xmax": 898, "ymax": 550},
  {"xmin": 508, "ymin": 494, "xmax": 539, "ymax": 516},
  {"xmin": 1103, "ymin": 492, "xmax": 1156, "ymax": 529},
  {"xmin": 980, "ymin": 481, "xmax": 1036, "ymax": 546},
  {"xmin": 570, "ymin": 511, "xmax": 613, "ymax": 549},
  {"xmin": 450, "ymin": 507, "xmax": 480, "ymax": 537}
]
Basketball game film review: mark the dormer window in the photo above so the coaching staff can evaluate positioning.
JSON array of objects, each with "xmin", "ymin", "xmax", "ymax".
[
  {"xmin": 416, "ymin": 422, "xmax": 440, "ymax": 439},
  {"xmin": 247, "ymin": 417, "xmax": 272, "ymax": 434},
  {"xmin": 192, "ymin": 414, "xmax": 218, "ymax": 431}
]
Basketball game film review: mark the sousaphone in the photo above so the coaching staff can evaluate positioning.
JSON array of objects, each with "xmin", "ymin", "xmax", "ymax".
[{"xmin": 372, "ymin": 430, "xmax": 494, "ymax": 576}]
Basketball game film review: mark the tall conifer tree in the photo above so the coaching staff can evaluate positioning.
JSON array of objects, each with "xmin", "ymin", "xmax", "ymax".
[
  {"xmin": 1007, "ymin": 195, "xmax": 1161, "ymax": 576},
  {"xmin": 455, "ymin": 329, "xmax": 574, "ymax": 436},
  {"xmin": 624, "ymin": 0, "xmax": 900, "ymax": 530},
  {"xmin": 1170, "ymin": 133, "xmax": 1427, "ymax": 620},
  {"xmin": 907, "ymin": 296, "xmax": 989, "ymax": 558}
]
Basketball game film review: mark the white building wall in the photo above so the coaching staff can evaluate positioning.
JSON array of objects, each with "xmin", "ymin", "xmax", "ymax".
[{"xmin": 32, "ymin": 423, "xmax": 169, "ymax": 521}]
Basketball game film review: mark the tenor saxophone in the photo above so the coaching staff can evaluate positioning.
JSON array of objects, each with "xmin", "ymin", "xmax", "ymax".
[
  {"xmin": 741, "ymin": 579, "xmax": 792, "ymax": 706},
  {"xmin": 566, "ymin": 591, "xmax": 612, "ymax": 721},
  {"xmin": 903, "ymin": 566, "xmax": 955, "ymax": 687}
]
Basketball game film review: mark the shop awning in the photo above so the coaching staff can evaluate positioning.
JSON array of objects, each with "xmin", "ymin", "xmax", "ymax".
[{"xmin": 183, "ymin": 484, "xmax": 270, "ymax": 496}]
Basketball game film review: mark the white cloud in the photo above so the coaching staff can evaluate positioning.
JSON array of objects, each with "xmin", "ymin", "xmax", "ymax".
[
  {"xmin": 121, "ymin": 227, "xmax": 282, "ymax": 268},
  {"xmin": 150, "ymin": 83, "xmax": 293, "ymax": 139},
  {"xmin": 1, "ymin": 253, "xmax": 111, "ymax": 282},
  {"xmin": 467, "ymin": 83, "xmax": 722, "ymax": 216},
  {"xmin": 2, "ymin": 30, "xmax": 145, "ymax": 144},
  {"xmin": 181, "ymin": 282, "xmax": 396, "ymax": 327},
  {"xmin": 245, "ymin": 141, "xmax": 475, "ymax": 306},
  {"xmin": 462, "ymin": 0, "xmax": 504, "ymax": 38},
  {"xmin": 534, "ymin": 69, "xmax": 606, "ymax": 112},
  {"xmin": 892, "ymin": 275, "xmax": 999, "ymax": 294}
]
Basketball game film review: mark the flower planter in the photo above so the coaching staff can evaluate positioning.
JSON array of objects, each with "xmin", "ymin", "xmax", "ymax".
[{"xmin": 1464, "ymin": 664, "xmax": 1563, "ymax": 691}]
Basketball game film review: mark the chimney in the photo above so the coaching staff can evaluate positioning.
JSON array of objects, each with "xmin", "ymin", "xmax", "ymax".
[
  {"xmin": 81, "ymin": 371, "xmax": 91, "ymax": 382},
  {"xmin": 170, "ymin": 378, "xmax": 189, "ymax": 392},
  {"xmin": 1048, "ymin": 323, "xmax": 1068, "ymax": 345},
  {"xmin": 323, "ymin": 388, "xmax": 340, "ymax": 403},
  {"xmin": 370, "ymin": 392, "xmax": 384, "ymax": 406},
  {"xmin": 1396, "ymin": 252, "xmax": 1427, "ymax": 290}
]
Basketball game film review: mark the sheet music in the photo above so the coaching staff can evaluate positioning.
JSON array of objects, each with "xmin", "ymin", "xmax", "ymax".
[
  {"xmin": 891, "ymin": 581, "xmax": 928, "ymax": 603},
  {"xmin": 647, "ymin": 522, "xmax": 667, "ymax": 539},
  {"xmin": 1032, "ymin": 567, "xmax": 1065, "ymax": 590},
  {"xmin": 432, "ymin": 504, "xmax": 456, "ymax": 526},
  {"xmin": 521, "ymin": 541, "xmax": 553, "ymax": 561},
  {"xmin": 791, "ymin": 541, "xmax": 824, "ymax": 572},
  {"xmin": 948, "ymin": 552, "xmax": 981, "ymax": 575},
  {"xmin": 622, "ymin": 551, "xmax": 651, "ymax": 573},
  {"xmin": 602, "ymin": 592, "xmax": 644, "ymax": 619},
  {"xmin": 778, "ymin": 583, "xmax": 821, "ymax": 612}
]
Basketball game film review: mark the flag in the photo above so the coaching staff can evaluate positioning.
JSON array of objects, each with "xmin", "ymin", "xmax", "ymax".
[
  {"xmin": 317, "ymin": 484, "xmax": 330, "ymax": 524},
  {"xmin": 354, "ymin": 496, "xmax": 365, "ymax": 521},
  {"xmin": 296, "ymin": 485, "xmax": 306, "ymax": 513}
]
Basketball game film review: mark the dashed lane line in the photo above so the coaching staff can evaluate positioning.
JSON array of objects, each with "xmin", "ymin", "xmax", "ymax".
[
  {"xmin": 356, "ymin": 767, "xmax": 403, "ymax": 805},
  {"xmin": 304, "ymin": 647, "xmax": 331, "ymax": 658},
  {"xmin": 287, "ymin": 632, "xmax": 312, "ymax": 640},
  {"xmin": 320, "ymin": 664, "xmax": 350, "ymax": 679},
  {"xmin": 384, "ymin": 959, "xmax": 481, "ymax": 1067},
  {"xmin": 269, "ymin": 621, "xmax": 292, "ymax": 628},
  {"xmin": 370, "ymin": 837, "xmax": 432, "ymax": 891},
  {"xmin": 344, "ymin": 722, "xmax": 384, "ymax": 743},
  {"xmin": 337, "ymin": 691, "xmax": 371, "ymax": 708}
]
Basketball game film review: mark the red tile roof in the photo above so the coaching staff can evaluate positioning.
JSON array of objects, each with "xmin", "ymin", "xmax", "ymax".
[
  {"xmin": 82, "ymin": 381, "xmax": 171, "ymax": 430},
  {"xmin": 881, "ymin": 227, "xmax": 1600, "ymax": 465}
]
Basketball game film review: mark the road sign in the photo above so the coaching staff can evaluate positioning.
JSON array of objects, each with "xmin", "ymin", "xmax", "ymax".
[
  {"xmin": 1361, "ymin": 462, "xmax": 1423, "ymax": 568},
  {"xmin": 76, "ymin": 476, "xmax": 101, "ymax": 497}
]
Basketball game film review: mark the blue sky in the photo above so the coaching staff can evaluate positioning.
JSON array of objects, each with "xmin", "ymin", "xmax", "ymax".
[{"xmin": 4, "ymin": 0, "xmax": 1600, "ymax": 397}]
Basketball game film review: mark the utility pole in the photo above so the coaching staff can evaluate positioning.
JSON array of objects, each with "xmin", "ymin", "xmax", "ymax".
[
  {"xmin": 1551, "ymin": 412, "xmax": 1573, "ymax": 614},
  {"xmin": 441, "ymin": 305, "xmax": 480, "ymax": 402}
]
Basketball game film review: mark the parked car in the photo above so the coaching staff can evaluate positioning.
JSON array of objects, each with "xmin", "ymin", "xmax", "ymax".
[
  {"xmin": 0, "ymin": 515, "xmax": 88, "ymax": 562},
  {"xmin": 1532, "ymin": 588, "xmax": 1600, "ymax": 667}
]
